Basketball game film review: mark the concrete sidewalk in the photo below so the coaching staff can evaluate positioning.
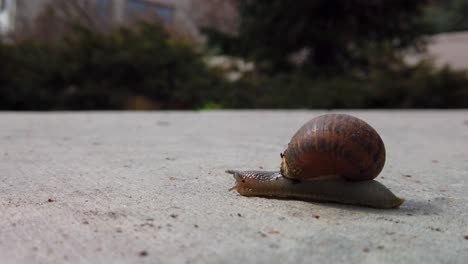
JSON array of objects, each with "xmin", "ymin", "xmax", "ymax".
[{"xmin": 0, "ymin": 111, "xmax": 467, "ymax": 263}]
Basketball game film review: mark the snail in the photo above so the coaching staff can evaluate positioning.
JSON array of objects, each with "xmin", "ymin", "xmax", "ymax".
[{"xmin": 227, "ymin": 114, "xmax": 404, "ymax": 209}]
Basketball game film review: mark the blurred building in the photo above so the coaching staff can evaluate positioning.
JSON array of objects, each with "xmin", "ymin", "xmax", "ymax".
[
  {"xmin": 0, "ymin": 0, "xmax": 238, "ymax": 42},
  {"xmin": 0, "ymin": 0, "xmax": 48, "ymax": 39},
  {"xmin": 0, "ymin": 0, "xmax": 15, "ymax": 37}
]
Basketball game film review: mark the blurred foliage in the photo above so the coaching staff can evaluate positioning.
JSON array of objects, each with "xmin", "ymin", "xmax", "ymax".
[
  {"xmin": 222, "ymin": 60, "xmax": 468, "ymax": 109},
  {"xmin": 1, "ymin": 1, "xmax": 468, "ymax": 110},
  {"xmin": 423, "ymin": 0, "xmax": 468, "ymax": 34},
  {"xmin": 203, "ymin": 0, "xmax": 468, "ymax": 109},
  {"xmin": 211, "ymin": 0, "xmax": 430, "ymax": 74},
  {"xmin": 0, "ymin": 22, "xmax": 225, "ymax": 110}
]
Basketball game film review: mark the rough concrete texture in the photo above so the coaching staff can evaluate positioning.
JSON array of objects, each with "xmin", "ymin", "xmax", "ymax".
[{"xmin": 0, "ymin": 111, "xmax": 467, "ymax": 264}]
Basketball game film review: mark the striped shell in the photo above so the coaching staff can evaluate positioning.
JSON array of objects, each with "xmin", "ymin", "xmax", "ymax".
[{"xmin": 280, "ymin": 114, "xmax": 385, "ymax": 181}]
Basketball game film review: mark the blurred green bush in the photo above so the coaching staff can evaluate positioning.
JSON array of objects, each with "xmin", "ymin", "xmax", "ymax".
[
  {"xmin": 1, "ymin": 21, "xmax": 468, "ymax": 110},
  {"xmin": 423, "ymin": 0, "xmax": 468, "ymax": 34},
  {"xmin": 222, "ymin": 61, "xmax": 468, "ymax": 109},
  {"xmin": 0, "ymin": 22, "xmax": 225, "ymax": 110}
]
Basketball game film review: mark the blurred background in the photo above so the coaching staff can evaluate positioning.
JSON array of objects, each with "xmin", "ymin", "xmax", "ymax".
[{"xmin": 0, "ymin": 0, "xmax": 467, "ymax": 110}]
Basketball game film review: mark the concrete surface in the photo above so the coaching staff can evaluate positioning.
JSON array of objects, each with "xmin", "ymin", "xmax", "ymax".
[
  {"xmin": 407, "ymin": 31, "xmax": 468, "ymax": 70},
  {"xmin": 0, "ymin": 111, "xmax": 467, "ymax": 264},
  {"xmin": 426, "ymin": 31, "xmax": 468, "ymax": 69}
]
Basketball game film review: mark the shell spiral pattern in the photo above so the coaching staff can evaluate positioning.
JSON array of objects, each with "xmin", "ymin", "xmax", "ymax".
[{"xmin": 280, "ymin": 114, "xmax": 385, "ymax": 181}]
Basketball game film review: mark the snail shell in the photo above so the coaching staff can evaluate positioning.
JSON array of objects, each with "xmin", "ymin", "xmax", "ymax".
[
  {"xmin": 227, "ymin": 113, "xmax": 403, "ymax": 209},
  {"xmin": 280, "ymin": 114, "xmax": 386, "ymax": 181}
]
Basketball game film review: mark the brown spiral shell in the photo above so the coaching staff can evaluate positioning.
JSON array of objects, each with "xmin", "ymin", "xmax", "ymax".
[{"xmin": 280, "ymin": 114, "xmax": 385, "ymax": 181}]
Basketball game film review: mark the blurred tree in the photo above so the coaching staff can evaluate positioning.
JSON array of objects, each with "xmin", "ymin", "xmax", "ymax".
[
  {"xmin": 423, "ymin": 0, "xmax": 468, "ymax": 34},
  {"xmin": 0, "ymin": 22, "xmax": 225, "ymax": 110},
  {"xmin": 210, "ymin": 0, "xmax": 430, "ymax": 74}
]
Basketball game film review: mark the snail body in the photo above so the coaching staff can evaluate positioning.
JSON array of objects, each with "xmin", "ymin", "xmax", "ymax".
[{"xmin": 227, "ymin": 114, "xmax": 404, "ymax": 209}]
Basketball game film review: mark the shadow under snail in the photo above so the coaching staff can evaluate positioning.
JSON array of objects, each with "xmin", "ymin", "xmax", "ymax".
[{"xmin": 227, "ymin": 114, "xmax": 404, "ymax": 209}]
